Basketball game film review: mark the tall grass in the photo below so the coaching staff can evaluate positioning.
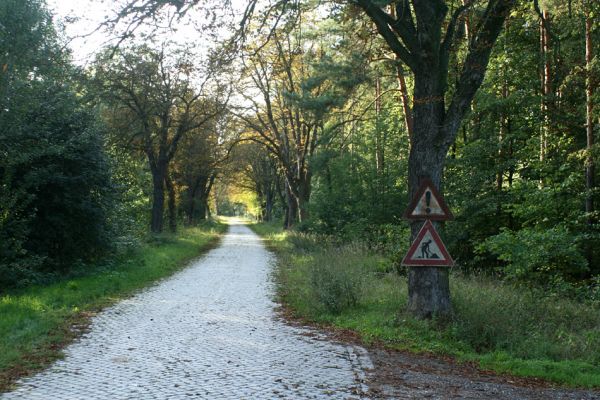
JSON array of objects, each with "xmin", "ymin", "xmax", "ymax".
[{"xmin": 253, "ymin": 222, "xmax": 600, "ymax": 388}]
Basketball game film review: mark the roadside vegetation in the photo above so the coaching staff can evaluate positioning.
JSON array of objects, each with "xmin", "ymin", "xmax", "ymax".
[
  {"xmin": 2, "ymin": 0, "xmax": 599, "ymax": 393},
  {"xmin": 0, "ymin": 221, "xmax": 225, "ymax": 391},
  {"xmin": 252, "ymin": 222, "xmax": 600, "ymax": 388}
]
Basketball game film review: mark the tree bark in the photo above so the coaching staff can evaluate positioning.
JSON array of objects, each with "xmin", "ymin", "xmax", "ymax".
[
  {"xmin": 297, "ymin": 173, "xmax": 311, "ymax": 223},
  {"xmin": 284, "ymin": 183, "xmax": 297, "ymax": 229},
  {"xmin": 396, "ymin": 62, "xmax": 414, "ymax": 138},
  {"xmin": 165, "ymin": 171, "xmax": 177, "ymax": 233},
  {"xmin": 265, "ymin": 188, "xmax": 274, "ymax": 222},
  {"xmin": 406, "ymin": 72, "xmax": 451, "ymax": 318},
  {"xmin": 150, "ymin": 164, "xmax": 166, "ymax": 233},
  {"xmin": 585, "ymin": 5, "xmax": 595, "ymax": 266},
  {"xmin": 539, "ymin": 8, "xmax": 551, "ymax": 166}
]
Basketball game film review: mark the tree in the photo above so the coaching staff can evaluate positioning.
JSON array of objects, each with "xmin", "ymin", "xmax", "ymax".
[
  {"xmin": 172, "ymin": 109, "xmax": 234, "ymax": 225},
  {"xmin": 231, "ymin": 142, "xmax": 281, "ymax": 222},
  {"xmin": 237, "ymin": 15, "xmax": 366, "ymax": 227},
  {"xmin": 0, "ymin": 0, "xmax": 114, "ymax": 287},
  {"xmin": 94, "ymin": 45, "xmax": 227, "ymax": 232},
  {"xmin": 352, "ymin": 0, "xmax": 516, "ymax": 317}
]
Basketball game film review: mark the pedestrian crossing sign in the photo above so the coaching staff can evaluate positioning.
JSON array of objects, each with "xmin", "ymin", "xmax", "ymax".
[{"xmin": 401, "ymin": 220, "xmax": 454, "ymax": 267}]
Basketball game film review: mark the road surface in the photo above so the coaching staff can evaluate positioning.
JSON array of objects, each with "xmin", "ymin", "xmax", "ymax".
[{"xmin": 2, "ymin": 223, "xmax": 372, "ymax": 399}]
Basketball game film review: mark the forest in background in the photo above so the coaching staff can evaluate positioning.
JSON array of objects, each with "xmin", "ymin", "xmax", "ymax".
[{"xmin": 1, "ymin": 0, "xmax": 599, "ymax": 303}]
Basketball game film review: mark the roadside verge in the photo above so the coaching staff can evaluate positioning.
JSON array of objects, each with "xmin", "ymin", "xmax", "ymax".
[{"xmin": 250, "ymin": 221, "xmax": 600, "ymax": 391}]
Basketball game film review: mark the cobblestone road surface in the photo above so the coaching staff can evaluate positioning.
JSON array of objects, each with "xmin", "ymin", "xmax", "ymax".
[{"xmin": 2, "ymin": 223, "xmax": 372, "ymax": 400}]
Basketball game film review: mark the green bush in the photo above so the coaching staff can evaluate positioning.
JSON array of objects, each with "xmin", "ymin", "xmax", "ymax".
[
  {"xmin": 477, "ymin": 225, "xmax": 588, "ymax": 283},
  {"xmin": 0, "ymin": 0, "xmax": 116, "ymax": 288}
]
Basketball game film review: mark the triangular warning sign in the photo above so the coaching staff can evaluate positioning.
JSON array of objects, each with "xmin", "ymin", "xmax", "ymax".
[
  {"xmin": 402, "ymin": 220, "xmax": 454, "ymax": 267},
  {"xmin": 403, "ymin": 179, "xmax": 453, "ymax": 221}
]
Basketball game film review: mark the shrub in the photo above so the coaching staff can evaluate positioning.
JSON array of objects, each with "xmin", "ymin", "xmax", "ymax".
[{"xmin": 477, "ymin": 225, "xmax": 588, "ymax": 283}]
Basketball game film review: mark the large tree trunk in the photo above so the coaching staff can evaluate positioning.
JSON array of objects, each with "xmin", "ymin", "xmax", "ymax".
[
  {"xmin": 185, "ymin": 183, "xmax": 199, "ymax": 226},
  {"xmin": 406, "ymin": 73, "xmax": 451, "ymax": 319},
  {"xmin": 265, "ymin": 188, "xmax": 274, "ymax": 222},
  {"xmin": 275, "ymin": 176, "xmax": 288, "ymax": 227},
  {"xmin": 150, "ymin": 163, "xmax": 166, "ymax": 233},
  {"xmin": 165, "ymin": 172, "xmax": 177, "ymax": 233},
  {"xmin": 284, "ymin": 184, "xmax": 297, "ymax": 229},
  {"xmin": 197, "ymin": 199, "xmax": 207, "ymax": 221},
  {"xmin": 297, "ymin": 176, "xmax": 311, "ymax": 223}
]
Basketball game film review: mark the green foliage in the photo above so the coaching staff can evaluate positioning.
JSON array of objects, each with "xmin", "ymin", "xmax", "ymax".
[
  {"xmin": 479, "ymin": 226, "xmax": 588, "ymax": 283},
  {"xmin": 0, "ymin": 0, "xmax": 115, "ymax": 288}
]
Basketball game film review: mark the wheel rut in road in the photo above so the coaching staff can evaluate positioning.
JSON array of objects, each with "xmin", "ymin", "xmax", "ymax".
[{"xmin": 2, "ymin": 223, "xmax": 372, "ymax": 400}]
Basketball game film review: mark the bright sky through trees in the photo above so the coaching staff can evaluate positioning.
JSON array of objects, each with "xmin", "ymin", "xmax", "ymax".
[{"xmin": 46, "ymin": 0, "xmax": 245, "ymax": 65}]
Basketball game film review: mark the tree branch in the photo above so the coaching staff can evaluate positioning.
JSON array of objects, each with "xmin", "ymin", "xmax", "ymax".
[
  {"xmin": 443, "ymin": 0, "xmax": 515, "ymax": 147},
  {"xmin": 354, "ymin": 0, "xmax": 419, "ymax": 71}
]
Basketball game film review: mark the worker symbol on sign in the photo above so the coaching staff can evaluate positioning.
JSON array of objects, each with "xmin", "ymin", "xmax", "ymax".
[
  {"xmin": 403, "ymin": 178, "xmax": 453, "ymax": 221},
  {"xmin": 402, "ymin": 220, "xmax": 454, "ymax": 266},
  {"xmin": 420, "ymin": 239, "xmax": 437, "ymax": 259}
]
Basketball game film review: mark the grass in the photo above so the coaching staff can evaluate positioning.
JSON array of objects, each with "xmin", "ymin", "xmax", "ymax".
[
  {"xmin": 251, "ymin": 221, "xmax": 600, "ymax": 389},
  {"xmin": 0, "ymin": 220, "xmax": 226, "ymax": 391}
]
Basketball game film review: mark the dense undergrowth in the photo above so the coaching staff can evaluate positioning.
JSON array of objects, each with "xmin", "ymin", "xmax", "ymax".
[
  {"xmin": 0, "ymin": 221, "xmax": 225, "ymax": 391},
  {"xmin": 252, "ymin": 221, "xmax": 600, "ymax": 388}
]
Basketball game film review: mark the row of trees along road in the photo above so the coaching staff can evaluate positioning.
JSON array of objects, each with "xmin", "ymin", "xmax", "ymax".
[
  {"xmin": 92, "ymin": 45, "xmax": 232, "ymax": 233},
  {"xmin": 1, "ymin": 0, "xmax": 597, "ymax": 320},
  {"xmin": 228, "ymin": 0, "xmax": 519, "ymax": 317},
  {"xmin": 226, "ymin": 0, "xmax": 599, "ymax": 318}
]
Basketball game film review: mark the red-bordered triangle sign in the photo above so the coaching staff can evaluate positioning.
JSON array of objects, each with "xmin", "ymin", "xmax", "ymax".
[
  {"xmin": 402, "ymin": 220, "xmax": 454, "ymax": 267},
  {"xmin": 403, "ymin": 178, "xmax": 453, "ymax": 221}
]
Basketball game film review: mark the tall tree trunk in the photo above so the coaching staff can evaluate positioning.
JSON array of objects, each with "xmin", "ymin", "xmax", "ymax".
[
  {"xmin": 539, "ymin": 9, "xmax": 551, "ymax": 167},
  {"xmin": 406, "ymin": 73, "xmax": 451, "ymax": 319},
  {"xmin": 462, "ymin": 0, "xmax": 471, "ymax": 40},
  {"xmin": 197, "ymin": 175, "xmax": 215, "ymax": 221},
  {"xmin": 375, "ymin": 75, "xmax": 385, "ymax": 174},
  {"xmin": 165, "ymin": 171, "xmax": 176, "ymax": 233},
  {"xmin": 497, "ymin": 21, "xmax": 510, "ymax": 194},
  {"xmin": 396, "ymin": 62, "xmax": 414, "ymax": 138},
  {"xmin": 150, "ymin": 163, "xmax": 166, "ymax": 233},
  {"xmin": 497, "ymin": 75, "xmax": 509, "ymax": 194},
  {"xmin": 186, "ymin": 183, "xmax": 199, "ymax": 226},
  {"xmin": 585, "ymin": 5, "xmax": 595, "ymax": 266},
  {"xmin": 284, "ymin": 184, "xmax": 297, "ymax": 229},
  {"xmin": 265, "ymin": 188, "xmax": 274, "ymax": 222},
  {"xmin": 297, "ymin": 174, "xmax": 311, "ymax": 223},
  {"xmin": 274, "ymin": 175, "xmax": 288, "ymax": 227}
]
